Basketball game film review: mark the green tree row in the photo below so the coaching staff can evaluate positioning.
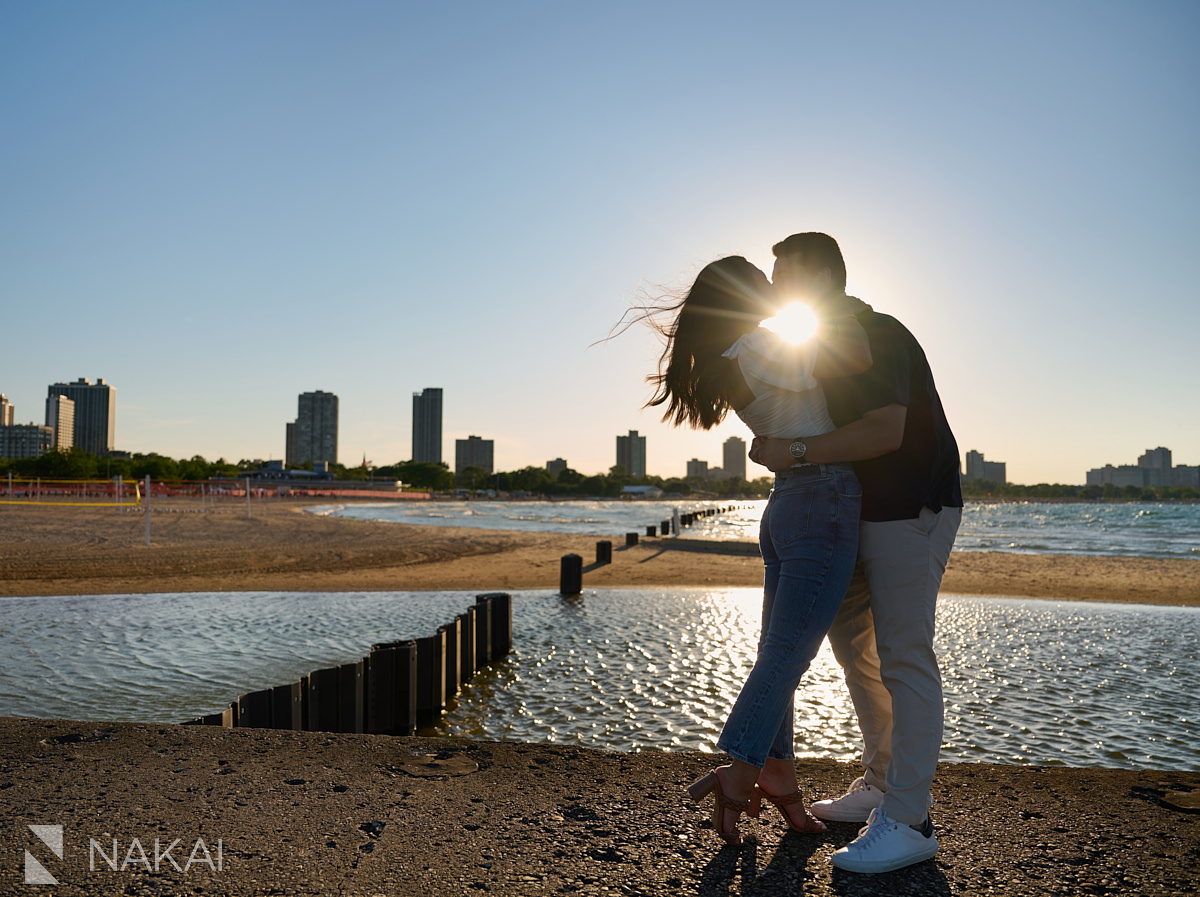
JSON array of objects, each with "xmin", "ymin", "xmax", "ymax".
[
  {"xmin": 961, "ymin": 478, "xmax": 1199, "ymax": 502},
  {"xmin": 0, "ymin": 448, "xmax": 251, "ymax": 481},
  {"xmin": 0, "ymin": 450, "xmax": 777, "ymax": 498}
]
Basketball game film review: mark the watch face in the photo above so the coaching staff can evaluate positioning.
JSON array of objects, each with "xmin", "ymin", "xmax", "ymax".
[{"xmin": 790, "ymin": 440, "xmax": 806, "ymax": 458}]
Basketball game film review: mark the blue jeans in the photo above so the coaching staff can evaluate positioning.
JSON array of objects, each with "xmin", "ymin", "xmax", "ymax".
[{"xmin": 717, "ymin": 463, "xmax": 861, "ymax": 767}]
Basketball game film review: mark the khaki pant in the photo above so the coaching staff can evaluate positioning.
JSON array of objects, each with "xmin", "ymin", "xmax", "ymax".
[{"xmin": 828, "ymin": 505, "xmax": 962, "ymax": 825}]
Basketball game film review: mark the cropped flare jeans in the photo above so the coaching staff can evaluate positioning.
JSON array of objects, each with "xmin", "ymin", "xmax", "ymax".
[{"xmin": 717, "ymin": 463, "xmax": 861, "ymax": 767}]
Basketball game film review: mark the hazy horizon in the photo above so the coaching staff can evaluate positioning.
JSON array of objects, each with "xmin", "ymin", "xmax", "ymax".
[{"xmin": 3, "ymin": 2, "xmax": 1196, "ymax": 484}]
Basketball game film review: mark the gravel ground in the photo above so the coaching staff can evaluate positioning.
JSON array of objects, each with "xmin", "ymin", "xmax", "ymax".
[{"xmin": 1, "ymin": 718, "xmax": 1197, "ymax": 896}]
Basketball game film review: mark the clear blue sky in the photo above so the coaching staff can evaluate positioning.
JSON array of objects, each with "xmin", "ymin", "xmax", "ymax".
[{"xmin": 2, "ymin": 2, "xmax": 1196, "ymax": 484}]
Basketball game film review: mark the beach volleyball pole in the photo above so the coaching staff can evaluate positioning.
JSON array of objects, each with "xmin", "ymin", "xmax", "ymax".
[{"xmin": 144, "ymin": 475, "xmax": 151, "ymax": 546}]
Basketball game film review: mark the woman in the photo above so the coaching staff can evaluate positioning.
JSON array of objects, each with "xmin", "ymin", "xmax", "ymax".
[{"xmin": 646, "ymin": 256, "xmax": 870, "ymax": 845}]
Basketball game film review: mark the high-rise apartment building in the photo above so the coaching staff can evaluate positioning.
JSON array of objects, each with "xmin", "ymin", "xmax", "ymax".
[
  {"xmin": 286, "ymin": 390, "xmax": 339, "ymax": 466},
  {"xmin": 455, "ymin": 435, "xmax": 494, "ymax": 475},
  {"xmin": 1088, "ymin": 445, "xmax": 1197, "ymax": 489},
  {"xmin": 0, "ymin": 424, "xmax": 53, "ymax": 459},
  {"xmin": 47, "ymin": 378, "xmax": 116, "ymax": 456},
  {"xmin": 964, "ymin": 450, "xmax": 1007, "ymax": 484},
  {"xmin": 616, "ymin": 430, "xmax": 646, "ymax": 478},
  {"xmin": 0, "ymin": 395, "xmax": 13, "ymax": 426},
  {"xmin": 1138, "ymin": 447, "xmax": 1172, "ymax": 487},
  {"xmin": 723, "ymin": 436, "xmax": 747, "ymax": 481},
  {"xmin": 687, "ymin": 458, "xmax": 709, "ymax": 479},
  {"xmin": 45, "ymin": 395, "xmax": 75, "ymax": 452},
  {"xmin": 546, "ymin": 458, "xmax": 568, "ymax": 476},
  {"xmin": 412, "ymin": 388, "xmax": 443, "ymax": 464}
]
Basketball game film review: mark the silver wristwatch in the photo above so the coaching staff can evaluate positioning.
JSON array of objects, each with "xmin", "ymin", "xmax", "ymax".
[{"xmin": 788, "ymin": 439, "xmax": 808, "ymax": 461}]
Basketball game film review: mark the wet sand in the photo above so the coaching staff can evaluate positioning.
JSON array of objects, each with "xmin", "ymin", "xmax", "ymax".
[{"xmin": 1, "ymin": 498, "xmax": 1197, "ymax": 605}]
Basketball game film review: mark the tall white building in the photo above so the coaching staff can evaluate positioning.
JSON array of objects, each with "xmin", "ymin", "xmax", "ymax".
[
  {"xmin": 45, "ymin": 395, "xmax": 75, "ymax": 452},
  {"xmin": 0, "ymin": 394, "xmax": 13, "ymax": 427}
]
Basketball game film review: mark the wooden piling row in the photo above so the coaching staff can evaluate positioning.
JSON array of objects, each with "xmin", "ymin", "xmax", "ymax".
[
  {"xmin": 185, "ymin": 593, "xmax": 514, "ymax": 735},
  {"xmin": 558, "ymin": 505, "xmax": 744, "ymax": 596}
]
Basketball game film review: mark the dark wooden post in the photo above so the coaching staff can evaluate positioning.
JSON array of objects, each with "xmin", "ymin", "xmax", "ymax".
[{"xmin": 560, "ymin": 554, "xmax": 582, "ymax": 595}]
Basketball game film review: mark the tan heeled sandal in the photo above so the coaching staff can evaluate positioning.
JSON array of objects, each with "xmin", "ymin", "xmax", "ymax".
[
  {"xmin": 754, "ymin": 785, "xmax": 827, "ymax": 833},
  {"xmin": 687, "ymin": 769, "xmax": 755, "ymax": 846}
]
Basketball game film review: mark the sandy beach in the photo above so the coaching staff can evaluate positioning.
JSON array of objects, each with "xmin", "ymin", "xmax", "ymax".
[
  {"xmin": 3, "ymin": 501, "xmax": 1199, "ymax": 895},
  {"xmin": 1, "ymin": 498, "xmax": 1197, "ymax": 605}
]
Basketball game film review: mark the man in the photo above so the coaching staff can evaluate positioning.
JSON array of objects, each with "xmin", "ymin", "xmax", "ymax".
[{"xmin": 751, "ymin": 232, "xmax": 962, "ymax": 874}]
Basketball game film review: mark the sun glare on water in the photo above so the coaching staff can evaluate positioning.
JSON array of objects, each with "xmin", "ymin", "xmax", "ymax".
[{"xmin": 760, "ymin": 302, "xmax": 818, "ymax": 344}]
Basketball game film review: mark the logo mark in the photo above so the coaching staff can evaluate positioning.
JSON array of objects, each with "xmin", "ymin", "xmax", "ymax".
[{"xmin": 26, "ymin": 825, "xmax": 63, "ymax": 885}]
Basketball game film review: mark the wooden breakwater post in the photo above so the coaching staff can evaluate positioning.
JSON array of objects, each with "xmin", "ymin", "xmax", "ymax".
[
  {"xmin": 441, "ymin": 618, "xmax": 462, "ymax": 697},
  {"xmin": 237, "ymin": 688, "xmax": 273, "ymax": 729},
  {"xmin": 661, "ymin": 519, "xmax": 670, "ymax": 535},
  {"xmin": 474, "ymin": 596, "xmax": 493, "ymax": 667},
  {"xmin": 646, "ymin": 525, "xmax": 657, "ymax": 537},
  {"xmin": 415, "ymin": 630, "xmax": 447, "ymax": 728},
  {"xmin": 184, "ymin": 593, "xmax": 514, "ymax": 735},
  {"xmin": 625, "ymin": 532, "xmax": 638, "ymax": 546},
  {"xmin": 477, "ymin": 592, "xmax": 512, "ymax": 659},
  {"xmin": 367, "ymin": 640, "xmax": 417, "ymax": 736},
  {"xmin": 273, "ymin": 681, "xmax": 303, "ymax": 730},
  {"xmin": 458, "ymin": 608, "xmax": 477, "ymax": 685},
  {"xmin": 596, "ymin": 540, "xmax": 612, "ymax": 565},
  {"xmin": 560, "ymin": 553, "xmax": 583, "ymax": 595}
]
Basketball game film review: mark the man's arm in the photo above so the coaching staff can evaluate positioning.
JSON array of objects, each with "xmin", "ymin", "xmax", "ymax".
[{"xmin": 749, "ymin": 404, "xmax": 907, "ymax": 471}]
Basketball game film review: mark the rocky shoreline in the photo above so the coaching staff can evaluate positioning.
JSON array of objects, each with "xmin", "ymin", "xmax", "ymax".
[{"xmin": 1, "ymin": 717, "xmax": 1196, "ymax": 896}]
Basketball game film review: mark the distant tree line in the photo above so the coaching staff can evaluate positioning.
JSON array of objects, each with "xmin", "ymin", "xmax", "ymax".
[
  {"xmin": 0, "ymin": 450, "xmax": 776, "ymax": 498},
  {"xmin": 0, "ymin": 448, "xmax": 248, "ymax": 481},
  {"xmin": 961, "ymin": 478, "xmax": 1199, "ymax": 502},
  {"xmin": 4, "ymin": 450, "xmax": 1194, "ymax": 502}
]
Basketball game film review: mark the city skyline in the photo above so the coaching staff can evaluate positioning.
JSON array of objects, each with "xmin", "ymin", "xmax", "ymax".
[
  {"xmin": 2, "ymin": 4, "xmax": 1196, "ymax": 483},
  {"xmin": 2, "ymin": 375, "xmax": 1197, "ymax": 486}
]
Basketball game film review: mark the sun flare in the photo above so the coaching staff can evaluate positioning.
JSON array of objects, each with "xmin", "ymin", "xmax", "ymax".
[{"xmin": 760, "ymin": 302, "xmax": 818, "ymax": 345}]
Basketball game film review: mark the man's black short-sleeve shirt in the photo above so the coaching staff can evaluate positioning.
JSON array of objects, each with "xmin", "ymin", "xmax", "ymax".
[{"xmin": 821, "ymin": 309, "xmax": 962, "ymax": 522}]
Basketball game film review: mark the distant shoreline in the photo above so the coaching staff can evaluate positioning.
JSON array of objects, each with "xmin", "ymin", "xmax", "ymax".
[{"xmin": 1, "ymin": 499, "xmax": 1197, "ymax": 605}]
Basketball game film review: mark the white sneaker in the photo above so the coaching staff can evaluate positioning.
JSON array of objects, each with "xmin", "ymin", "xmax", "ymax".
[
  {"xmin": 809, "ymin": 776, "xmax": 884, "ymax": 823},
  {"xmin": 831, "ymin": 808, "xmax": 938, "ymax": 873}
]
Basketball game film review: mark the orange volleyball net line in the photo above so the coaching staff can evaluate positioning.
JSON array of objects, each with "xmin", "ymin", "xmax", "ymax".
[
  {"xmin": 1, "ymin": 475, "xmax": 432, "ymax": 509},
  {"xmin": 0, "ymin": 477, "xmax": 226, "ymax": 507},
  {"xmin": 0, "ymin": 476, "xmax": 145, "ymax": 507}
]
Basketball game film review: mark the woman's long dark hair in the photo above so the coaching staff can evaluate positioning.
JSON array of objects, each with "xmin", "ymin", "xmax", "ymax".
[{"xmin": 646, "ymin": 256, "xmax": 771, "ymax": 430}]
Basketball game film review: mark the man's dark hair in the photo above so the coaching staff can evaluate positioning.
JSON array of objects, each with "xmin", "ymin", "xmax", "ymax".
[{"xmin": 772, "ymin": 232, "xmax": 847, "ymax": 293}]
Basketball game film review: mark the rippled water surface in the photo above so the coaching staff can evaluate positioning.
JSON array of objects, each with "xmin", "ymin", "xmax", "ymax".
[
  {"xmin": 327, "ymin": 500, "xmax": 1200, "ymax": 559},
  {"xmin": 1, "ymin": 590, "xmax": 1195, "ymax": 770}
]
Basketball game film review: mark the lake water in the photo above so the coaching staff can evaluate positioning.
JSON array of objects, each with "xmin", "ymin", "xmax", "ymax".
[
  {"xmin": 325, "ymin": 499, "xmax": 1200, "ymax": 560},
  {"xmin": 1, "ymin": 589, "xmax": 1195, "ymax": 771}
]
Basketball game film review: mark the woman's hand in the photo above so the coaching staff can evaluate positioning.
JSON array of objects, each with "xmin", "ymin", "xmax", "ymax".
[{"xmin": 749, "ymin": 437, "xmax": 797, "ymax": 472}]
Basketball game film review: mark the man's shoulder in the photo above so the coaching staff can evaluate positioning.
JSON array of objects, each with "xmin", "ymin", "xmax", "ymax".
[
  {"xmin": 861, "ymin": 310, "xmax": 922, "ymax": 351},
  {"xmin": 860, "ymin": 309, "xmax": 905, "ymax": 331}
]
